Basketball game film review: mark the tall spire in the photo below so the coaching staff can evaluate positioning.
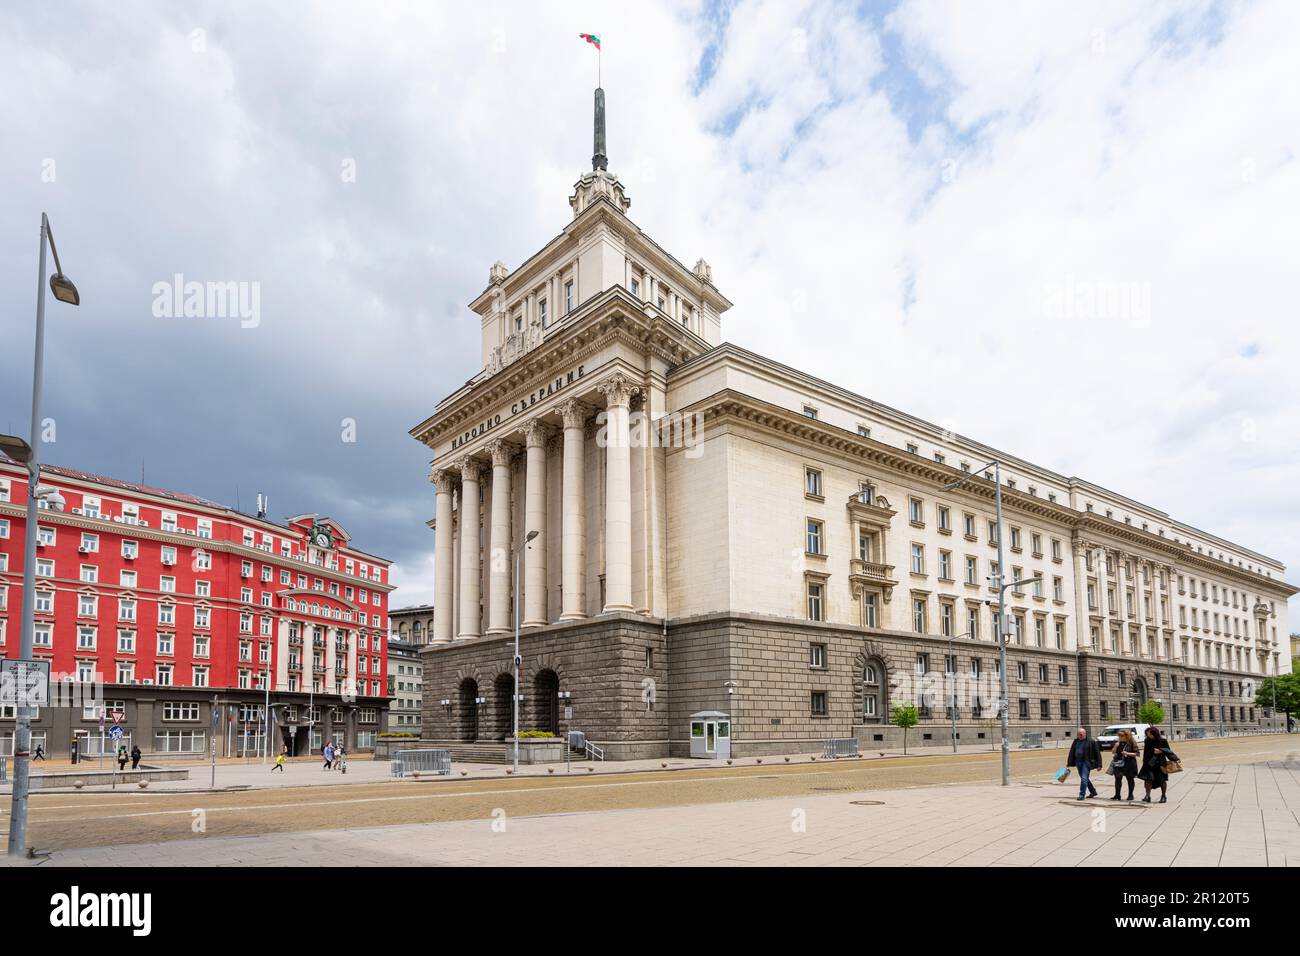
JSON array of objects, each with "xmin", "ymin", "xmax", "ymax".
[{"xmin": 592, "ymin": 87, "xmax": 608, "ymax": 171}]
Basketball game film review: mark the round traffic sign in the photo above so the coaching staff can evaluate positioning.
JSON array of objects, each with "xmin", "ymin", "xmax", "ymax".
[{"xmin": 108, "ymin": 725, "xmax": 124, "ymax": 740}]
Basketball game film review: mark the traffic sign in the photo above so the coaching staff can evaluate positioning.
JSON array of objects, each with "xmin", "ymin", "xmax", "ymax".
[
  {"xmin": 108, "ymin": 725, "xmax": 124, "ymax": 740},
  {"xmin": 111, "ymin": 711, "xmax": 125, "ymax": 723},
  {"xmin": 0, "ymin": 658, "xmax": 51, "ymax": 707}
]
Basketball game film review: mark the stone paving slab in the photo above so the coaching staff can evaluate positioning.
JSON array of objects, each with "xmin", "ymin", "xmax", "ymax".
[{"xmin": 9, "ymin": 757, "xmax": 1297, "ymax": 867}]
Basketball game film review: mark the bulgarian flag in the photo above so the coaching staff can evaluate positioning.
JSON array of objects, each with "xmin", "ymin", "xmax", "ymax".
[{"xmin": 579, "ymin": 33, "xmax": 601, "ymax": 50}]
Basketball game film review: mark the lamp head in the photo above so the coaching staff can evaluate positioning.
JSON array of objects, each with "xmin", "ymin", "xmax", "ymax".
[
  {"xmin": 0, "ymin": 434, "xmax": 34, "ymax": 465},
  {"xmin": 50, "ymin": 272, "xmax": 80, "ymax": 306}
]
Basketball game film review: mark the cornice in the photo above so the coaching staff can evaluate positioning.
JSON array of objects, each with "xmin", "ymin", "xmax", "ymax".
[{"xmin": 410, "ymin": 286, "xmax": 710, "ymax": 448}]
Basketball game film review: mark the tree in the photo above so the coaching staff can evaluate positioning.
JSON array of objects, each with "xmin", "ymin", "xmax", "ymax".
[
  {"xmin": 892, "ymin": 702, "xmax": 919, "ymax": 755},
  {"xmin": 1254, "ymin": 672, "xmax": 1300, "ymax": 730},
  {"xmin": 1136, "ymin": 700, "xmax": 1165, "ymax": 727}
]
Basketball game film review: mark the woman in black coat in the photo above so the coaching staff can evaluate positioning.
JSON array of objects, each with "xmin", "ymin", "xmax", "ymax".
[
  {"xmin": 1138, "ymin": 725, "xmax": 1172, "ymax": 803},
  {"xmin": 1110, "ymin": 729, "xmax": 1140, "ymax": 801}
]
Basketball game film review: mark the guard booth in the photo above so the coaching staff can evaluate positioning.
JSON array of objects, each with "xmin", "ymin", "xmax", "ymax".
[{"xmin": 689, "ymin": 711, "xmax": 731, "ymax": 759}]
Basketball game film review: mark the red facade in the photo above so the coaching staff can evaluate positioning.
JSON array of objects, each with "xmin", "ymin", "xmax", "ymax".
[{"xmin": 0, "ymin": 463, "xmax": 393, "ymax": 699}]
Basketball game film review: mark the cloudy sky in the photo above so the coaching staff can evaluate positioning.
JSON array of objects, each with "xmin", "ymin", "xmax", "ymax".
[{"xmin": 2, "ymin": 0, "xmax": 1297, "ymax": 618}]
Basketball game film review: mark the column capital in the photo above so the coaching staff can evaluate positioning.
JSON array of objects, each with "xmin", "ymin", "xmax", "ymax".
[
  {"xmin": 557, "ymin": 398, "xmax": 592, "ymax": 430},
  {"xmin": 485, "ymin": 439, "xmax": 515, "ymax": 469},
  {"xmin": 458, "ymin": 456, "xmax": 485, "ymax": 483},
  {"xmin": 596, "ymin": 371, "xmax": 641, "ymax": 409},
  {"xmin": 432, "ymin": 468, "xmax": 458, "ymax": 494},
  {"xmin": 523, "ymin": 419, "xmax": 554, "ymax": 449}
]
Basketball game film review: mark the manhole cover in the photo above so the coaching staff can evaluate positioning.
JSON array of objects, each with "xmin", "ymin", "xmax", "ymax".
[{"xmin": 849, "ymin": 799, "xmax": 885, "ymax": 806}]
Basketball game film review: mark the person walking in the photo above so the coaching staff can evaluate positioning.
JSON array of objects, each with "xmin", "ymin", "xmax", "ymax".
[
  {"xmin": 116, "ymin": 745, "xmax": 128, "ymax": 771},
  {"xmin": 130, "ymin": 744, "xmax": 142, "ymax": 770},
  {"xmin": 1138, "ymin": 725, "xmax": 1173, "ymax": 803},
  {"xmin": 272, "ymin": 751, "xmax": 286, "ymax": 773},
  {"xmin": 33, "ymin": 744, "xmax": 45, "ymax": 761},
  {"xmin": 1109, "ymin": 729, "xmax": 1140, "ymax": 801},
  {"xmin": 333, "ymin": 743, "xmax": 345, "ymax": 771},
  {"xmin": 322, "ymin": 741, "xmax": 334, "ymax": 771},
  {"xmin": 1066, "ymin": 726, "xmax": 1101, "ymax": 800}
]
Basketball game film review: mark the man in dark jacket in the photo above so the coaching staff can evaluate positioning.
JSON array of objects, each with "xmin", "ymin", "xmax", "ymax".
[{"xmin": 1066, "ymin": 727, "xmax": 1102, "ymax": 800}]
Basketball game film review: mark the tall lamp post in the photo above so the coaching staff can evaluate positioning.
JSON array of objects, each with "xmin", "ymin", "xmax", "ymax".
[
  {"xmin": 5, "ymin": 213, "xmax": 80, "ymax": 858},
  {"xmin": 944, "ymin": 460, "xmax": 1037, "ymax": 787},
  {"xmin": 512, "ymin": 529, "xmax": 539, "ymax": 773}
]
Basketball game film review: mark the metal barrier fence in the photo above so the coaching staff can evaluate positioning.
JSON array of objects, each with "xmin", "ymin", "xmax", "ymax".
[
  {"xmin": 390, "ymin": 749, "xmax": 451, "ymax": 777},
  {"xmin": 823, "ymin": 738, "xmax": 859, "ymax": 759},
  {"xmin": 0, "ymin": 755, "xmax": 7, "ymax": 782},
  {"xmin": 1019, "ymin": 732, "xmax": 1044, "ymax": 749}
]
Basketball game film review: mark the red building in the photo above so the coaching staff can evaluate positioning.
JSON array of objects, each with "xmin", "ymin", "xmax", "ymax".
[{"xmin": 0, "ymin": 462, "xmax": 394, "ymax": 758}]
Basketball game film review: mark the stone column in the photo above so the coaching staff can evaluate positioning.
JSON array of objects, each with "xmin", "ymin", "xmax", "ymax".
[
  {"xmin": 558, "ymin": 399, "xmax": 588, "ymax": 621},
  {"xmin": 1095, "ymin": 546, "xmax": 1111, "ymax": 653},
  {"xmin": 1071, "ymin": 537, "xmax": 1091, "ymax": 651},
  {"xmin": 486, "ymin": 439, "xmax": 513, "ymax": 635},
  {"xmin": 432, "ymin": 469, "xmax": 457, "ymax": 643},
  {"xmin": 1118, "ymin": 553, "xmax": 1135, "ymax": 655},
  {"xmin": 457, "ymin": 458, "xmax": 484, "ymax": 639},
  {"xmin": 523, "ymin": 420, "xmax": 550, "ymax": 627},
  {"xmin": 599, "ymin": 373, "xmax": 639, "ymax": 612},
  {"xmin": 1134, "ymin": 560, "xmax": 1149, "ymax": 656}
]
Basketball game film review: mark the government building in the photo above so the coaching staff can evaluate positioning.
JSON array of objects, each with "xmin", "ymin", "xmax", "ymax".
[
  {"xmin": 0, "ymin": 464, "xmax": 394, "ymax": 758},
  {"xmin": 410, "ymin": 88, "xmax": 1295, "ymax": 759}
]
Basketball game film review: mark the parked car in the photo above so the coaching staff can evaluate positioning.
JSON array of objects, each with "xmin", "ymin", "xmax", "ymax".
[{"xmin": 1097, "ymin": 723, "xmax": 1151, "ymax": 751}]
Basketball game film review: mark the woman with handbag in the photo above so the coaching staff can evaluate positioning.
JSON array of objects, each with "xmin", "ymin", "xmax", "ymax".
[
  {"xmin": 1110, "ymin": 729, "xmax": 1140, "ymax": 801},
  {"xmin": 1138, "ymin": 725, "xmax": 1172, "ymax": 803}
]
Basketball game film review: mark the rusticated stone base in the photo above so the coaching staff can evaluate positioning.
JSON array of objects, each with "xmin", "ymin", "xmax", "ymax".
[{"xmin": 421, "ymin": 611, "xmax": 1268, "ymax": 761}]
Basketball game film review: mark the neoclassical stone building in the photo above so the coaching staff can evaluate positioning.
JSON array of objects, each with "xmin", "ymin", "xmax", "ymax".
[{"xmin": 410, "ymin": 89, "xmax": 1295, "ymax": 758}]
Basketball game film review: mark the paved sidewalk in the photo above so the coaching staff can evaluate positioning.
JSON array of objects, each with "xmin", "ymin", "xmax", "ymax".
[{"xmin": 17, "ymin": 756, "xmax": 1299, "ymax": 867}]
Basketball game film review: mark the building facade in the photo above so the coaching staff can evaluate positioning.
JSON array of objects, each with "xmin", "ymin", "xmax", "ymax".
[
  {"xmin": 0, "ymin": 464, "xmax": 394, "ymax": 758},
  {"xmin": 386, "ymin": 636, "xmax": 424, "ymax": 736},
  {"xmin": 410, "ymin": 89, "xmax": 1296, "ymax": 759}
]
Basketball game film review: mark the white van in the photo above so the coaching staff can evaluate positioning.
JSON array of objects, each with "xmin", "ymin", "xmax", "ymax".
[{"xmin": 1097, "ymin": 723, "xmax": 1150, "ymax": 751}]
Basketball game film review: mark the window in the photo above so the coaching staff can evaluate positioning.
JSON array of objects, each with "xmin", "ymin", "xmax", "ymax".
[
  {"xmin": 1016, "ymin": 662, "xmax": 1028, "ymax": 681},
  {"xmin": 809, "ymin": 643, "xmax": 827, "ymax": 669},
  {"xmin": 806, "ymin": 519, "xmax": 823, "ymax": 555},
  {"xmin": 910, "ymin": 544, "xmax": 925, "ymax": 574},
  {"xmin": 804, "ymin": 467, "xmax": 822, "ymax": 498},
  {"xmin": 564, "ymin": 280, "xmax": 574, "ymax": 313},
  {"xmin": 36, "ymin": 558, "xmax": 54, "ymax": 577},
  {"xmin": 79, "ymin": 532, "xmax": 98, "ymax": 552},
  {"xmin": 909, "ymin": 497, "xmax": 923, "ymax": 524},
  {"xmin": 1018, "ymin": 698, "xmax": 1029, "ymax": 719},
  {"xmin": 801, "ymin": 405, "xmax": 818, "ymax": 420},
  {"xmin": 938, "ymin": 550, "xmax": 952, "ymax": 580},
  {"xmin": 912, "ymin": 598, "xmax": 926, "ymax": 633},
  {"xmin": 122, "ymin": 540, "xmax": 138, "ymax": 559},
  {"xmin": 118, "ymin": 630, "xmax": 135, "ymax": 653},
  {"xmin": 78, "ymin": 594, "xmax": 97, "ymax": 617},
  {"xmin": 965, "ymin": 556, "xmax": 978, "ymax": 585},
  {"xmin": 162, "ymin": 701, "xmax": 200, "ymax": 722},
  {"xmin": 937, "ymin": 506, "xmax": 950, "ymax": 532},
  {"xmin": 806, "ymin": 582, "xmax": 824, "ymax": 622},
  {"xmin": 118, "ymin": 599, "xmax": 136, "ymax": 622},
  {"xmin": 37, "ymin": 525, "xmax": 56, "ymax": 546},
  {"xmin": 940, "ymin": 601, "xmax": 954, "ymax": 636},
  {"xmin": 120, "ymin": 569, "xmax": 137, "ymax": 588},
  {"xmin": 963, "ymin": 513, "xmax": 976, "ymax": 538}
]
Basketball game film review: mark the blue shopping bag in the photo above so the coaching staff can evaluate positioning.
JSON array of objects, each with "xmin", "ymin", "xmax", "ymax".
[{"xmin": 1054, "ymin": 767, "xmax": 1071, "ymax": 783}]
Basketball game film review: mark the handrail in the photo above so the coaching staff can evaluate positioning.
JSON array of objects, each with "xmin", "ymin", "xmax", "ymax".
[{"xmin": 585, "ymin": 741, "xmax": 604, "ymax": 761}]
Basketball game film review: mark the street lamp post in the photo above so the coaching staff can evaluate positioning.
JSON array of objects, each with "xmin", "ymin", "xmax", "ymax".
[
  {"xmin": 5, "ymin": 213, "xmax": 80, "ymax": 858},
  {"xmin": 512, "ymin": 529, "xmax": 539, "ymax": 773},
  {"xmin": 944, "ymin": 460, "xmax": 1039, "ymax": 788}
]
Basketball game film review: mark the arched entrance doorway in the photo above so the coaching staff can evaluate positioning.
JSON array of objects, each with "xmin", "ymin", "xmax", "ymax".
[
  {"xmin": 493, "ymin": 673, "xmax": 516, "ymax": 741},
  {"xmin": 534, "ymin": 669, "xmax": 559, "ymax": 735},
  {"xmin": 457, "ymin": 678, "xmax": 479, "ymax": 742},
  {"xmin": 862, "ymin": 658, "xmax": 886, "ymax": 723},
  {"xmin": 1132, "ymin": 677, "xmax": 1149, "ymax": 706}
]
